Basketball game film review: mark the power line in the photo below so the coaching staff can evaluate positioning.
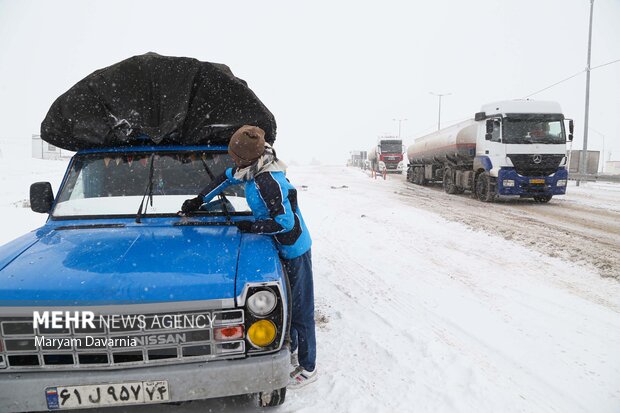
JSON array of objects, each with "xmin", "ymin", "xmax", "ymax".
[
  {"xmin": 523, "ymin": 57, "xmax": 619, "ymax": 98},
  {"xmin": 524, "ymin": 70, "xmax": 584, "ymax": 98},
  {"xmin": 409, "ymin": 59, "xmax": 620, "ymax": 139},
  {"xmin": 591, "ymin": 58, "xmax": 620, "ymax": 70}
]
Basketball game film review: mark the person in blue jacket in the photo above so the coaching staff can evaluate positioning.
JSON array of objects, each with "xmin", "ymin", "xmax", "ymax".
[{"xmin": 181, "ymin": 125, "xmax": 317, "ymax": 388}]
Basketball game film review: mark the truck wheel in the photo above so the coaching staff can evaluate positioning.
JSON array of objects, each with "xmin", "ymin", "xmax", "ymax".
[
  {"xmin": 476, "ymin": 172, "xmax": 495, "ymax": 202},
  {"xmin": 533, "ymin": 195, "xmax": 552, "ymax": 203},
  {"xmin": 443, "ymin": 169, "xmax": 457, "ymax": 194},
  {"xmin": 258, "ymin": 387, "xmax": 287, "ymax": 407}
]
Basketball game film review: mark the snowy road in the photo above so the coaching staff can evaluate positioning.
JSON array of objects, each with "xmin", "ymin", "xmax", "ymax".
[
  {"xmin": 1, "ymin": 160, "xmax": 619, "ymax": 412},
  {"xmin": 395, "ymin": 176, "xmax": 620, "ymax": 279},
  {"xmin": 286, "ymin": 166, "xmax": 620, "ymax": 413}
]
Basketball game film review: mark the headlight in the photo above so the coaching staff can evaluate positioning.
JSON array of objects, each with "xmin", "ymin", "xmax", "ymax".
[
  {"xmin": 557, "ymin": 179, "xmax": 567, "ymax": 187},
  {"xmin": 247, "ymin": 320, "xmax": 276, "ymax": 347},
  {"xmin": 503, "ymin": 179, "xmax": 515, "ymax": 187},
  {"xmin": 397, "ymin": 161, "xmax": 404, "ymax": 169},
  {"xmin": 246, "ymin": 290, "xmax": 277, "ymax": 316}
]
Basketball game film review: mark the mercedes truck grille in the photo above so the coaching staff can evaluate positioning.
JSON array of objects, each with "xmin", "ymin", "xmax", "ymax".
[
  {"xmin": 0, "ymin": 309, "xmax": 245, "ymax": 371},
  {"xmin": 507, "ymin": 154, "xmax": 564, "ymax": 177}
]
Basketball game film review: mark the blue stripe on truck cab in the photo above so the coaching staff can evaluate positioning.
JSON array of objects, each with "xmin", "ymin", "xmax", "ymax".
[{"xmin": 473, "ymin": 156, "xmax": 493, "ymax": 172}]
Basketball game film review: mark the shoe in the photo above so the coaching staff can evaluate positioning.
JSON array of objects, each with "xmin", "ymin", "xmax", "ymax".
[
  {"xmin": 290, "ymin": 351, "xmax": 299, "ymax": 368},
  {"xmin": 289, "ymin": 366, "xmax": 317, "ymax": 389}
]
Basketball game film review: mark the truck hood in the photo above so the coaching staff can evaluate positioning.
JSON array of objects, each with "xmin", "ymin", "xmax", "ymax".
[{"xmin": 0, "ymin": 224, "xmax": 243, "ymax": 306}]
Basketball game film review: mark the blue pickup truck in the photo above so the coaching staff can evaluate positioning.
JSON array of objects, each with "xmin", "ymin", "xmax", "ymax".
[{"xmin": 0, "ymin": 145, "xmax": 291, "ymax": 411}]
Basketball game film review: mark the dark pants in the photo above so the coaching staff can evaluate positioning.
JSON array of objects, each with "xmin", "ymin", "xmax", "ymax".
[{"xmin": 282, "ymin": 249, "xmax": 316, "ymax": 372}]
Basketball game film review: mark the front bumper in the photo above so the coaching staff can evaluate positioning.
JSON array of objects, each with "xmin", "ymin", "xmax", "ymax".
[
  {"xmin": 497, "ymin": 167, "xmax": 567, "ymax": 196},
  {"xmin": 0, "ymin": 349, "xmax": 290, "ymax": 412},
  {"xmin": 385, "ymin": 163, "xmax": 404, "ymax": 173}
]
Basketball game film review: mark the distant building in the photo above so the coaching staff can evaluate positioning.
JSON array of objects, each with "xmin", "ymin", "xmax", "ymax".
[
  {"xmin": 32, "ymin": 135, "xmax": 73, "ymax": 160},
  {"xmin": 605, "ymin": 161, "xmax": 620, "ymax": 175}
]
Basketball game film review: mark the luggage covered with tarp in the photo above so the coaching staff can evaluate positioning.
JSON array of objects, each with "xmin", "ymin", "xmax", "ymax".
[{"xmin": 41, "ymin": 52, "xmax": 276, "ymax": 150}]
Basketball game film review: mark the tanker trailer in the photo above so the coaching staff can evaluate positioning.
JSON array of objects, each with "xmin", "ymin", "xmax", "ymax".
[{"xmin": 406, "ymin": 100, "xmax": 573, "ymax": 203}]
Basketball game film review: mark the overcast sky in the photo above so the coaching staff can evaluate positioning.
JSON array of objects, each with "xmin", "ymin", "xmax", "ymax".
[{"xmin": 0, "ymin": 0, "xmax": 618, "ymax": 165}]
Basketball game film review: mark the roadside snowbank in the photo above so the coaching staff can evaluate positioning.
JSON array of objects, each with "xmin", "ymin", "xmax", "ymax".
[{"xmin": 559, "ymin": 180, "xmax": 620, "ymax": 212}]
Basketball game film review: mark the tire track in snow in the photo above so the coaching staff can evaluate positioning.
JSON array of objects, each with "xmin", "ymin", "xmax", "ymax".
[{"xmin": 394, "ymin": 177, "xmax": 620, "ymax": 280}]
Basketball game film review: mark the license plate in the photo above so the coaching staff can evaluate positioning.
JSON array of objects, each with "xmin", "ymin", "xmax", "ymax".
[
  {"xmin": 46, "ymin": 380, "xmax": 169, "ymax": 410},
  {"xmin": 529, "ymin": 179, "xmax": 545, "ymax": 184}
]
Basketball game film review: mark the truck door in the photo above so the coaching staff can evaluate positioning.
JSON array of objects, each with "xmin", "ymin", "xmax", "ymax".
[{"xmin": 485, "ymin": 118, "xmax": 506, "ymax": 176}]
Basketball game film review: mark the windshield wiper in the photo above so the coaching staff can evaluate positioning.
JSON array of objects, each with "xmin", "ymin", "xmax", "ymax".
[
  {"xmin": 136, "ymin": 153, "xmax": 155, "ymax": 223},
  {"xmin": 199, "ymin": 157, "xmax": 232, "ymax": 224}
]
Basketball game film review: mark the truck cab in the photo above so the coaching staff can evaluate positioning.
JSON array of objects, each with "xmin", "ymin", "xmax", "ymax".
[
  {"xmin": 370, "ymin": 138, "xmax": 405, "ymax": 174},
  {"xmin": 474, "ymin": 100, "xmax": 571, "ymax": 202},
  {"xmin": 0, "ymin": 145, "xmax": 291, "ymax": 411}
]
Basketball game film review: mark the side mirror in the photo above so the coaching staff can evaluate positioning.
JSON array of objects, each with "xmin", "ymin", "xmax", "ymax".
[
  {"xmin": 30, "ymin": 182, "xmax": 54, "ymax": 213},
  {"xmin": 485, "ymin": 119, "xmax": 494, "ymax": 140},
  {"xmin": 475, "ymin": 112, "xmax": 486, "ymax": 121},
  {"xmin": 568, "ymin": 119, "xmax": 574, "ymax": 141}
]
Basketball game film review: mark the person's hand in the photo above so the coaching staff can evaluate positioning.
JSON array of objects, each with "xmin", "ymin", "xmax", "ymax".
[
  {"xmin": 181, "ymin": 196, "xmax": 204, "ymax": 213},
  {"xmin": 235, "ymin": 220, "xmax": 255, "ymax": 233}
]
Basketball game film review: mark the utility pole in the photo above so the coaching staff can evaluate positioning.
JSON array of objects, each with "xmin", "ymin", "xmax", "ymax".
[
  {"xmin": 392, "ymin": 118, "xmax": 408, "ymax": 139},
  {"xmin": 578, "ymin": 0, "xmax": 594, "ymax": 186},
  {"xmin": 430, "ymin": 92, "xmax": 451, "ymax": 130}
]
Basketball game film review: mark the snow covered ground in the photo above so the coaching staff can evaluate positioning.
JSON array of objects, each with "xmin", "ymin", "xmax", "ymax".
[
  {"xmin": 288, "ymin": 166, "xmax": 620, "ymax": 413},
  {"xmin": 1, "ymin": 155, "xmax": 619, "ymax": 412},
  {"xmin": 392, "ymin": 175, "xmax": 620, "ymax": 280},
  {"xmin": 559, "ymin": 180, "xmax": 620, "ymax": 213}
]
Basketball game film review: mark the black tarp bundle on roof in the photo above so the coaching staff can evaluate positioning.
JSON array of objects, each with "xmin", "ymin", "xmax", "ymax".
[{"xmin": 41, "ymin": 53, "xmax": 276, "ymax": 150}]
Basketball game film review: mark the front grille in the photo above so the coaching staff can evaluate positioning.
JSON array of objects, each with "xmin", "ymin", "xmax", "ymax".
[
  {"xmin": 507, "ymin": 154, "xmax": 564, "ymax": 177},
  {"xmin": 0, "ymin": 309, "xmax": 244, "ymax": 371}
]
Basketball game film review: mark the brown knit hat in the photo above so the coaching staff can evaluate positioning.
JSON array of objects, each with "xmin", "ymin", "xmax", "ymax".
[{"xmin": 228, "ymin": 125, "xmax": 266, "ymax": 167}]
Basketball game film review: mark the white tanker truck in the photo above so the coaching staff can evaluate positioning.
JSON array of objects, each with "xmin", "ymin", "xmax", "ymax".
[{"xmin": 406, "ymin": 100, "xmax": 573, "ymax": 203}]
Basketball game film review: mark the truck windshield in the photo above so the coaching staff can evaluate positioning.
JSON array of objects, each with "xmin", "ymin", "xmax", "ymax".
[
  {"xmin": 380, "ymin": 142, "xmax": 403, "ymax": 153},
  {"xmin": 53, "ymin": 151, "xmax": 251, "ymax": 217},
  {"xmin": 503, "ymin": 115, "xmax": 566, "ymax": 144}
]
